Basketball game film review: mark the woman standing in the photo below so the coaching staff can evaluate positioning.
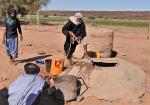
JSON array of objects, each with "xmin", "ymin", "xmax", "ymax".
[{"xmin": 2, "ymin": 8, "xmax": 23, "ymax": 64}]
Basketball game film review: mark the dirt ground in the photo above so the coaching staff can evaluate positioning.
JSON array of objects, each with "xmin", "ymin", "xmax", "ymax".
[{"xmin": 0, "ymin": 25, "xmax": 150, "ymax": 105}]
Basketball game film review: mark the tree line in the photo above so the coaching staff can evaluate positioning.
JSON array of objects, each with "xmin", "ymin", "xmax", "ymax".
[
  {"xmin": 0, "ymin": 0, "xmax": 50, "ymax": 17},
  {"xmin": 0, "ymin": 0, "xmax": 50, "ymax": 31}
]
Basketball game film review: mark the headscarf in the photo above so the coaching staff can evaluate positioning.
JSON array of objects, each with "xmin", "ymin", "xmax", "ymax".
[
  {"xmin": 74, "ymin": 12, "xmax": 83, "ymax": 19},
  {"xmin": 69, "ymin": 12, "xmax": 83, "ymax": 25}
]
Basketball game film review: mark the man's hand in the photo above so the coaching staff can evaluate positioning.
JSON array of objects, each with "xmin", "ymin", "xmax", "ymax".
[
  {"xmin": 50, "ymin": 78, "xmax": 55, "ymax": 87},
  {"xmin": 77, "ymin": 36, "xmax": 81, "ymax": 41},
  {"xmin": 76, "ymin": 36, "xmax": 81, "ymax": 43},
  {"xmin": 68, "ymin": 31, "xmax": 74, "ymax": 37}
]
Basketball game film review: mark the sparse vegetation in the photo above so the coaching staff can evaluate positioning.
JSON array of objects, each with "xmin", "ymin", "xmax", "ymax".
[
  {"xmin": 17, "ymin": 15, "xmax": 149, "ymax": 27},
  {"xmin": 44, "ymin": 14, "xmax": 49, "ymax": 17},
  {"xmin": 0, "ymin": 15, "xmax": 149, "ymax": 28},
  {"xmin": 84, "ymin": 17, "xmax": 149, "ymax": 27}
]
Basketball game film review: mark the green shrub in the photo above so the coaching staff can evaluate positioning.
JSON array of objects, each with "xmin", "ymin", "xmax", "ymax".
[
  {"xmin": 44, "ymin": 14, "xmax": 49, "ymax": 17},
  {"xmin": 53, "ymin": 14, "xmax": 57, "ymax": 16},
  {"xmin": 98, "ymin": 16, "xmax": 103, "ymax": 18},
  {"xmin": 88, "ymin": 16, "xmax": 96, "ymax": 19}
]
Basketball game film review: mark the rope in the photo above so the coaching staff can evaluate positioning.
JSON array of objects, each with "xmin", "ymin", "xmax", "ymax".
[{"xmin": 66, "ymin": 38, "xmax": 72, "ymax": 58}]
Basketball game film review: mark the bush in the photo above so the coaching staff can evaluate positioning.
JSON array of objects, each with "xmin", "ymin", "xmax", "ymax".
[
  {"xmin": 111, "ymin": 17, "xmax": 118, "ymax": 19},
  {"xmin": 98, "ymin": 16, "xmax": 103, "ymax": 18},
  {"xmin": 103, "ymin": 16, "xmax": 109, "ymax": 19},
  {"xmin": 88, "ymin": 16, "xmax": 96, "ymax": 19},
  {"xmin": 60, "ymin": 14, "xmax": 66, "ymax": 16},
  {"xmin": 44, "ymin": 14, "xmax": 49, "ymax": 17},
  {"xmin": 53, "ymin": 14, "xmax": 57, "ymax": 16}
]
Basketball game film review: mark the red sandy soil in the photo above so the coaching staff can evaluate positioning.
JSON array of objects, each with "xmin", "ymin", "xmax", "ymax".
[{"xmin": 0, "ymin": 25, "xmax": 150, "ymax": 105}]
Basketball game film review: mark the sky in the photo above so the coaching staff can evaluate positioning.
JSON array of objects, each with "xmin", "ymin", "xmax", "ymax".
[{"xmin": 42, "ymin": 0, "xmax": 150, "ymax": 11}]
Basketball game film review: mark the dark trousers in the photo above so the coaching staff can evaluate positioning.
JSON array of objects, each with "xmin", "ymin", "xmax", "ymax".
[
  {"xmin": 64, "ymin": 40, "xmax": 78, "ymax": 59},
  {"xmin": 0, "ymin": 88, "xmax": 9, "ymax": 105}
]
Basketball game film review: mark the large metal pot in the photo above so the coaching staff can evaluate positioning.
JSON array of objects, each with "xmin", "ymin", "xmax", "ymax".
[{"xmin": 54, "ymin": 75, "xmax": 87, "ymax": 102}]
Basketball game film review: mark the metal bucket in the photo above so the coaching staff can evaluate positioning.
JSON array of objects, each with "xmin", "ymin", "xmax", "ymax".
[{"xmin": 54, "ymin": 75, "xmax": 88, "ymax": 102}]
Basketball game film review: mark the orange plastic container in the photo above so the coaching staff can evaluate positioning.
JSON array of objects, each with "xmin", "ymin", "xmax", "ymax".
[
  {"xmin": 50, "ymin": 58, "xmax": 64, "ymax": 77},
  {"xmin": 96, "ymin": 52, "xmax": 101, "ymax": 58}
]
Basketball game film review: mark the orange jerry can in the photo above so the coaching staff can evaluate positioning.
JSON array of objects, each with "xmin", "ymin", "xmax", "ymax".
[{"xmin": 50, "ymin": 58, "xmax": 64, "ymax": 76}]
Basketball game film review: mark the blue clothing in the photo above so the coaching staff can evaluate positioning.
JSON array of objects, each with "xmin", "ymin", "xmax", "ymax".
[
  {"xmin": 5, "ymin": 37, "xmax": 18, "ymax": 58},
  {"xmin": 4, "ymin": 17, "xmax": 22, "ymax": 58},
  {"xmin": 8, "ymin": 74, "xmax": 45, "ymax": 105},
  {"xmin": 4, "ymin": 17, "xmax": 22, "ymax": 39}
]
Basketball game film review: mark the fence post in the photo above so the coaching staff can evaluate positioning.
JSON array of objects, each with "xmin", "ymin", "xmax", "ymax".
[
  {"xmin": 37, "ymin": 9, "xmax": 40, "ymax": 32},
  {"xmin": 147, "ymin": 22, "xmax": 150, "ymax": 40}
]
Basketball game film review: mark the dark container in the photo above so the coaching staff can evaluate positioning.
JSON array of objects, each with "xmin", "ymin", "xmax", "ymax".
[{"xmin": 45, "ymin": 59, "xmax": 52, "ymax": 73}]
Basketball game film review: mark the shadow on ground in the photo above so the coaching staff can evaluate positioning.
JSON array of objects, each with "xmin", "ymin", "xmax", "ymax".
[{"xmin": 15, "ymin": 55, "xmax": 51, "ymax": 64}]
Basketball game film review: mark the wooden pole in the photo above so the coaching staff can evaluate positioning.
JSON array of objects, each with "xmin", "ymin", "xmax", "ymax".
[
  {"xmin": 37, "ymin": 9, "xmax": 40, "ymax": 32},
  {"xmin": 27, "ymin": 14, "xmax": 31, "ymax": 29},
  {"xmin": 147, "ymin": 22, "xmax": 150, "ymax": 40}
]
